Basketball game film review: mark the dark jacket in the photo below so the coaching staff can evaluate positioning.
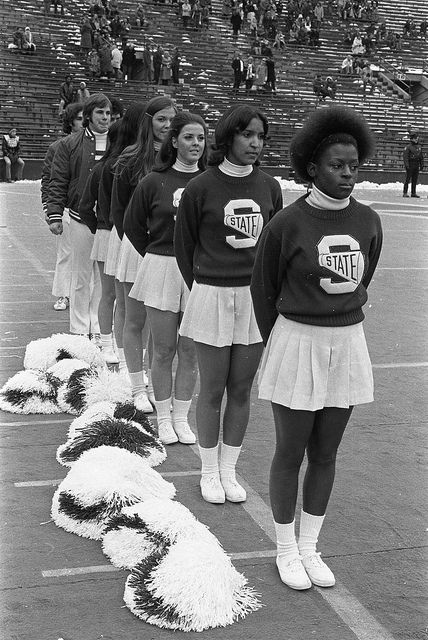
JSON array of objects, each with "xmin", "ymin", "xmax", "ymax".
[
  {"xmin": 47, "ymin": 128, "xmax": 97, "ymax": 224},
  {"xmin": 40, "ymin": 138, "xmax": 62, "ymax": 211},
  {"xmin": 403, "ymin": 141, "xmax": 424, "ymax": 170}
]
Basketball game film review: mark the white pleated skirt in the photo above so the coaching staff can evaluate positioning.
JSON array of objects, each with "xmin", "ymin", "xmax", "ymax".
[
  {"xmin": 129, "ymin": 253, "xmax": 190, "ymax": 313},
  {"xmin": 104, "ymin": 227, "xmax": 121, "ymax": 277},
  {"xmin": 258, "ymin": 315, "xmax": 374, "ymax": 411},
  {"xmin": 90, "ymin": 228, "xmax": 111, "ymax": 263},
  {"xmin": 179, "ymin": 282, "xmax": 262, "ymax": 347},
  {"xmin": 116, "ymin": 234, "xmax": 143, "ymax": 284}
]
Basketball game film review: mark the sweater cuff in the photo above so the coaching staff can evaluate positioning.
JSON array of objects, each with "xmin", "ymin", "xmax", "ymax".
[{"xmin": 48, "ymin": 213, "xmax": 63, "ymax": 224}]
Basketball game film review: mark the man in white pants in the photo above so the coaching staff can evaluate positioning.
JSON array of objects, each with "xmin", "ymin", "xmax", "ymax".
[{"xmin": 46, "ymin": 93, "xmax": 111, "ymax": 337}]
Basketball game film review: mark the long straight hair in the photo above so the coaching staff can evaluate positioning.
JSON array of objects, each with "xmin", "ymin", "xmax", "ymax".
[
  {"xmin": 104, "ymin": 101, "xmax": 146, "ymax": 164},
  {"xmin": 153, "ymin": 111, "xmax": 208, "ymax": 172},
  {"xmin": 117, "ymin": 95, "xmax": 177, "ymax": 184}
]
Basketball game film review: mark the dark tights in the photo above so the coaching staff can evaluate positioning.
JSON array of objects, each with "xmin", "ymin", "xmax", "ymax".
[{"xmin": 270, "ymin": 404, "xmax": 353, "ymax": 523}]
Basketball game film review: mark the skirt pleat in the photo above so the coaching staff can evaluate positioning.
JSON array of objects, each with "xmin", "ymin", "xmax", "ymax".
[
  {"xmin": 258, "ymin": 316, "xmax": 373, "ymax": 410},
  {"xmin": 104, "ymin": 227, "xmax": 121, "ymax": 277},
  {"xmin": 116, "ymin": 235, "xmax": 143, "ymax": 284},
  {"xmin": 129, "ymin": 254, "xmax": 189, "ymax": 313},
  {"xmin": 179, "ymin": 283, "xmax": 262, "ymax": 347},
  {"xmin": 90, "ymin": 229, "xmax": 111, "ymax": 263}
]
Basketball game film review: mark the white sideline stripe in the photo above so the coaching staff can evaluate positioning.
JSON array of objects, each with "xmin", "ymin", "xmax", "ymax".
[
  {"xmin": 378, "ymin": 267, "xmax": 428, "ymax": 270},
  {"xmin": 15, "ymin": 470, "xmax": 201, "ymax": 487},
  {"xmin": 0, "ymin": 419, "xmax": 71, "ymax": 427},
  {"xmin": 378, "ymin": 211, "xmax": 428, "ymax": 220},
  {"xmin": 0, "ymin": 320, "xmax": 69, "ymax": 324},
  {"xmin": 234, "ymin": 473, "xmax": 396, "ymax": 640},
  {"xmin": 42, "ymin": 550, "xmax": 279, "ymax": 578}
]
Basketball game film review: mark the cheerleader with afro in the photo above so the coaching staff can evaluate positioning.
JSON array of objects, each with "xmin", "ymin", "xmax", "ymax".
[{"xmin": 251, "ymin": 105, "xmax": 383, "ymax": 591}]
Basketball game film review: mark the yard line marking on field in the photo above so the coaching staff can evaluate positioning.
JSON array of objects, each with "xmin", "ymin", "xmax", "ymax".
[
  {"xmin": 378, "ymin": 266, "xmax": 428, "ymax": 270},
  {"xmin": 42, "ymin": 550, "xmax": 279, "ymax": 578},
  {"xmin": 378, "ymin": 211, "xmax": 428, "ymax": 220},
  {"xmin": 15, "ymin": 470, "xmax": 201, "ymax": 488},
  {"xmin": 0, "ymin": 418, "xmax": 71, "ymax": 427},
  {"xmin": 0, "ymin": 320, "xmax": 68, "ymax": 325},
  {"xmin": 373, "ymin": 362, "xmax": 428, "ymax": 369}
]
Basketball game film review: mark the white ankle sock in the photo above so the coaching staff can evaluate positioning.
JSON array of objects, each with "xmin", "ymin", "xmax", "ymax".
[
  {"xmin": 219, "ymin": 443, "xmax": 241, "ymax": 480},
  {"xmin": 274, "ymin": 520, "xmax": 299, "ymax": 559},
  {"xmin": 199, "ymin": 444, "xmax": 219, "ymax": 476},
  {"xmin": 146, "ymin": 369, "xmax": 154, "ymax": 393},
  {"xmin": 129, "ymin": 371, "xmax": 145, "ymax": 397},
  {"xmin": 298, "ymin": 510, "xmax": 325, "ymax": 557},
  {"xmin": 154, "ymin": 397, "xmax": 172, "ymax": 426},
  {"xmin": 117, "ymin": 348, "xmax": 127, "ymax": 373},
  {"xmin": 173, "ymin": 398, "xmax": 191, "ymax": 425},
  {"xmin": 100, "ymin": 333, "xmax": 113, "ymax": 350}
]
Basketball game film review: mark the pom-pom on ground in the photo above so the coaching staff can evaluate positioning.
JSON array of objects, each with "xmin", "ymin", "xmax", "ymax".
[
  {"xmin": 123, "ymin": 538, "xmax": 262, "ymax": 632},
  {"xmin": 51, "ymin": 446, "xmax": 176, "ymax": 539},
  {"xmin": 0, "ymin": 369, "xmax": 61, "ymax": 414},
  {"xmin": 23, "ymin": 333, "xmax": 105, "ymax": 371},
  {"xmin": 56, "ymin": 417, "xmax": 165, "ymax": 468}
]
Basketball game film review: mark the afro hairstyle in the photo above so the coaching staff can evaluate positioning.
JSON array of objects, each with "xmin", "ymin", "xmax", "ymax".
[{"xmin": 289, "ymin": 105, "xmax": 376, "ymax": 183}]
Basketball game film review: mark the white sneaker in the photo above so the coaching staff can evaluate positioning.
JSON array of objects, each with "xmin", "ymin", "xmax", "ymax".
[
  {"xmin": 53, "ymin": 296, "xmax": 69, "ymax": 311},
  {"xmin": 200, "ymin": 474, "xmax": 225, "ymax": 504},
  {"xmin": 133, "ymin": 392, "xmax": 154, "ymax": 414},
  {"xmin": 276, "ymin": 555, "xmax": 312, "ymax": 590},
  {"xmin": 145, "ymin": 385, "xmax": 156, "ymax": 406},
  {"xmin": 101, "ymin": 348, "xmax": 119, "ymax": 364},
  {"xmin": 301, "ymin": 552, "xmax": 335, "ymax": 587},
  {"xmin": 158, "ymin": 420, "xmax": 178, "ymax": 444},
  {"xmin": 173, "ymin": 420, "xmax": 196, "ymax": 444},
  {"xmin": 220, "ymin": 476, "xmax": 246, "ymax": 502}
]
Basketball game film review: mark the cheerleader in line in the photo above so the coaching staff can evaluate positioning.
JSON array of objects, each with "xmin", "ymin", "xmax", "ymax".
[
  {"xmin": 174, "ymin": 105, "xmax": 283, "ymax": 504},
  {"xmin": 79, "ymin": 120, "xmax": 121, "ymax": 364},
  {"xmin": 250, "ymin": 106, "xmax": 383, "ymax": 591},
  {"xmin": 124, "ymin": 112, "xmax": 207, "ymax": 445},
  {"xmin": 111, "ymin": 96, "xmax": 177, "ymax": 412}
]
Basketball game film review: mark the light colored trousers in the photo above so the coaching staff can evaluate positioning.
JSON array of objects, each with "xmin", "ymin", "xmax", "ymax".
[
  {"xmin": 52, "ymin": 209, "xmax": 72, "ymax": 298},
  {"xmin": 69, "ymin": 217, "xmax": 101, "ymax": 335}
]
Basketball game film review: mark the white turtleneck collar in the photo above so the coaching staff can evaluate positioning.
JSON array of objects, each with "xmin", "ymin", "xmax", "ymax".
[
  {"xmin": 173, "ymin": 158, "xmax": 199, "ymax": 173},
  {"xmin": 306, "ymin": 183, "xmax": 350, "ymax": 210},
  {"xmin": 219, "ymin": 157, "xmax": 253, "ymax": 177}
]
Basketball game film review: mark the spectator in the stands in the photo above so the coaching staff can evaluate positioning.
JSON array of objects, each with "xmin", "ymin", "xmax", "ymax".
[
  {"xmin": 324, "ymin": 76, "xmax": 337, "ymax": 99},
  {"xmin": 135, "ymin": 3, "xmax": 146, "ymax": 27},
  {"xmin": 88, "ymin": 47, "xmax": 100, "ymax": 78},
  {"xmin": 231, "ymin": 50, "xmax": 244, "ymax": 95},
  {"xmin": 182, "ymin": 0, "xmax": 192, "ymax": 28},
  {"xmin": 192, "ymin": 0, "xmax": 203, "ymax": 29},
  {"xmin": 59, "ymin": 75, "xmax": 76, "ymax": 116},
  {"xmin": 273, "ymin": 29, "xmax": 286, "ymax": 48},
  {"xmin": 201, "ymin": 4, "xmax": 210, "ymax": 29},
  {"xmin": 161, "ymin": 50, "xmax": 173, "ymax": 85},
  {"xmin": 77, "ymin": 81, "xmax": 90, "ymax": 103},
  {"xmin": 420, "ymin": 19, "xmax": 427, "ymax": 38},
  {"xmin": 2, "ymin": 128, "xmax": 25, "ymax": 182},
  {"xmin": 266, "ymin": 55, "xmax": 276, "ymax": 94},
  {"xmin": 99, "ymin": 41, "xmax": 114, "ymax": 79},
  {"xmin": 153, "ymin": 45, "xmax": 163, "ymax": 84},
  {"xmin": 10, "ymin": 27, "xmax": 24, "ymax": 50},
  {"xmin": 351, "ymin": 31, "xmax": 365, "ymax": 56},
  {"xmin": 22, "ymin": 26, "xmax": 36, "ymax": 54},
  {"xmin": 171, "ymin": 47, "xmax": 181, "ymax": 84},
  {"xmin": 43, "ymin": 0, "xmax": 51, "ymax": 16},
  {"xmin": 53, "ymin": 0, "xmax": 64, "ymax": 15},
  {"xmin": 244, "ymin": 55, "xmax": 256, "ymax": 95},
  {"xmin": 111, "ymin": 42, "xmax": 123, "ymax": 79},
  {"xmin": 80, "ymin": 17, "xmax": 93, "ymax": 52},
  {"xmin": 361, "ymin": 63, "xmax": 375, "ymax": 95},
  {"xmin": 313, "ymin": 1, "xmax": 324, "ymax": 21},
  {"xmin": 340, "ymin": 55, "xmax": 354, "ymax": 75},
  {"xmin": 231, "ymin": 6, "xmax": 243, "ymax": 38},
  {"xmin": 313, "ymin": 73, "xmax": 327, "ymax": 101},
  {"xmin": 255, "ymin": 57, "xmax": 267, "ymax": 91},
  {"xmin": 122, "ymin": 41, "xmax": 136, "ymax": 81},
  {"xmin": 142, "ymin": 43, "xmax": 153, "ymax": 82},
  {"xmin": 109, "ymin": 96, "xmax": 124, "ymax": 122}
]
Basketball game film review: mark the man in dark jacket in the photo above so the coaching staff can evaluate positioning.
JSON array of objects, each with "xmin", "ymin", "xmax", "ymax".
[
  {"xmin": 403, "ymin": 133, "xmax": 424, "ymax": 197},
  {"xmin": 47, "ymin": 93, "xmax": 111, "ymax": 336},
  {"xmin": 231, "ymin": 50, "xmax": 244, "ymax": 95}
]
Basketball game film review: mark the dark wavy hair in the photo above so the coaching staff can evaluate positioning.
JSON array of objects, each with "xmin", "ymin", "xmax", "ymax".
[
  {"xmin": 153, "ymin": 111, "xmax": 208, "ymax": 172},
  {"xmin": 208, "ymin": 104, "xmax": 269, "ymax": 166},
  {"xmin": 82, "ymin": 92, "xmax": 112, "ymax": 128},
  {"xmin": 105, "ymin": 101, "xmax": 146, "ymax": 164},
  {"xmin": 290, "ymin": 105, "xmax": 376, "ymax": 182},
  {"xmin": 62, "ymin": 103, "xmax": 83, "ymax": 134},
  {"xmin": 117, "ymin": 95, "xmax": 177, "ymax": 184}
]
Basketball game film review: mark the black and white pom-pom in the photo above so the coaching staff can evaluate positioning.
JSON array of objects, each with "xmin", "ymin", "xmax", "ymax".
[
  {"xmin": 112, "ymin": 402, "xmax": 157, "ymax": 436},
  {"xmin": 47, "ymin": 358, "xmax": 91, "ymax": 382},
  {"xmin": 123, "ymin": 538, "xmax": 262, "ymax": 632},
  {"xmin": 65, "ymin": 401, "xmax": 156, "ymax": 441},
  {"xmin": 102, "ymin": 499, "xmax": 218, "ymax": 570},
  {"xmin": 57, "ymin": 417, "xmax": 165, "ymax": 468},
  {"xmin": 56, "ymin": 366, "xmax": 97, "ymax": 415},
  {"xmin": 51, "ymin": 446, "xmax": 176, "ymax": 540},
  {"xmin": 0, "ymin": 369, "xmax": 61, "ymax": 414},
  {"xmin": 23, "ymin": 333, "xmax": 105, "ymax": 371}
]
